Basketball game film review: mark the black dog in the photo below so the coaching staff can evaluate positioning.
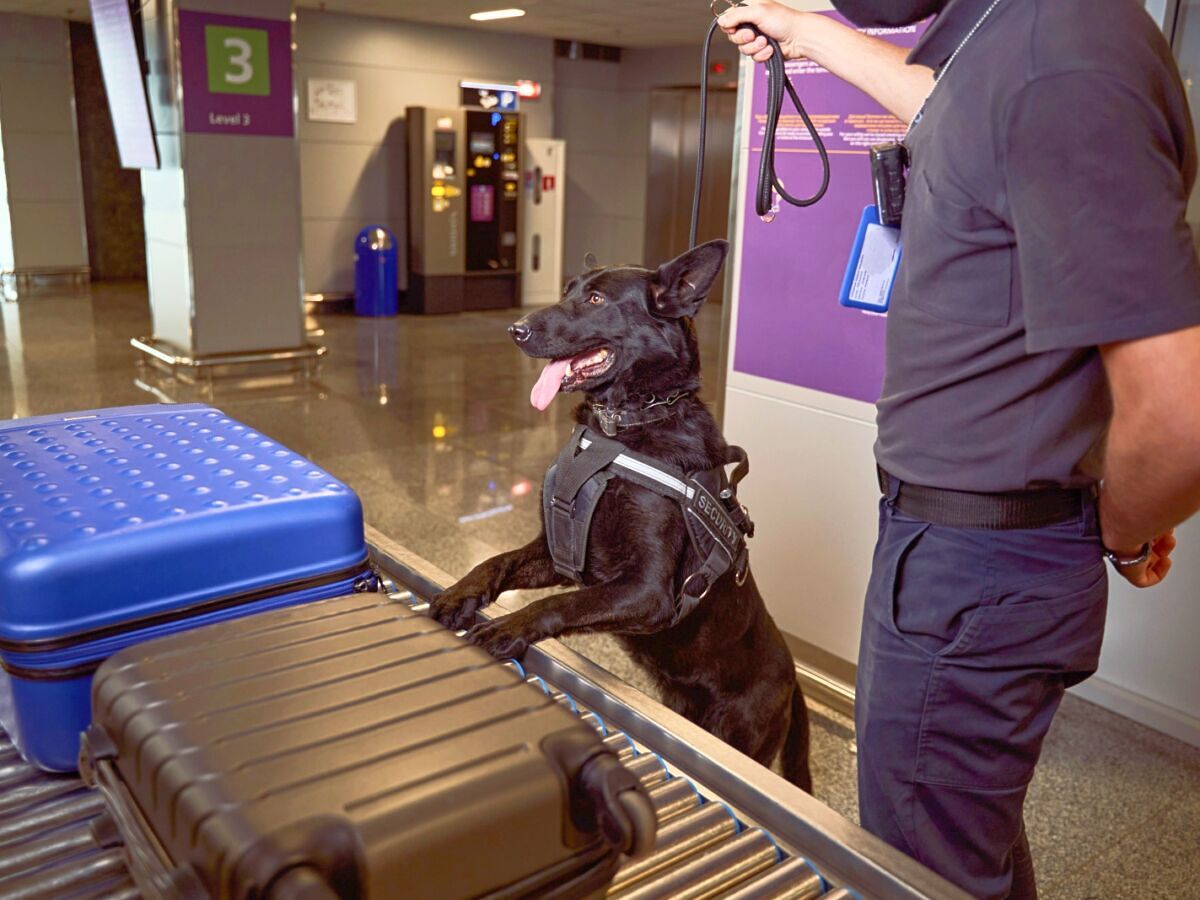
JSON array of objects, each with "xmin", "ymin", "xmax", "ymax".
[{"xmin": 430, "ymin": 239, "xmax": 811, "ymax": 790}]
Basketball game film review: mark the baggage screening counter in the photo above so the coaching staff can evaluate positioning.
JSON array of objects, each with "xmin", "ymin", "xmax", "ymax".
[{"xmin": 0, "ymin": 526, "xmax": 967, "ymax": 900}]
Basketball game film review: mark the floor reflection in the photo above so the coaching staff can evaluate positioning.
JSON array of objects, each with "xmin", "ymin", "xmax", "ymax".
[{"xmin": 3, "ymin": 282, "xmax": 1194, "ymax": 900}]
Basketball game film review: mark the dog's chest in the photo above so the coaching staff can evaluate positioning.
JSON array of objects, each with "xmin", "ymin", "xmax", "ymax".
[{"xmin": 576, "ymin": 481, "xmax": 688, "ymax": 584}]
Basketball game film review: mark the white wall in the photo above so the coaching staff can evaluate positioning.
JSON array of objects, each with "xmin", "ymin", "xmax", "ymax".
[
  {"xmin": 293, "ymin": 11, "xmax": 555, "ymax": 295},
  {"xmin": 554, "ymin": 42, "xmax": 739, "ymax": 272},
  {"xmin": 0, "ymin": 13, "xmax": 87, "ymax": 274},
  {"xmin": 1074, "ymin": 531, "xmax": 1200, "ymax": 745},
  {"xmin": 554, "ymin": 56, "xmax": 632, "ymax": 270}
]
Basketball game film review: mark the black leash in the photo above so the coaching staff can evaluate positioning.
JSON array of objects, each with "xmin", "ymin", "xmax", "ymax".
[{"xmin": 691, "ymin": 9, "xmax": 831, "ymax": 249}]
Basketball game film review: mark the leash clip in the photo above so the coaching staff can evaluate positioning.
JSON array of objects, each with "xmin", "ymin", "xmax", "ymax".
[
  {"xmin": 595, "ymin": 407, "xmax": 619, "ymax": 437},
  {"xmin": 760, "ymin": 180, "xmax": 782, "ymax": 224},
  {"xmin": 709, "ymin": 0, "xmax": 745, "ymax": 19}
]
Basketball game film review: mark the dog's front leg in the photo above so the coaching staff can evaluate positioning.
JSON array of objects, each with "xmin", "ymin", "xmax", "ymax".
[
  {"xmin": 429, "ymin": 534, "xmax": 563, "ymax": 631},
  {"xmin": 465, "ymin": 576, "xmax": 675, "ymax": 660}
]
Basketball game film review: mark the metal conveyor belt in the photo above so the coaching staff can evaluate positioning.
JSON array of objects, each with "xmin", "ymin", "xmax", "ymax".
[{"xmin": 0, "ymin": 528, "xmax": 970, "ymax": 900}]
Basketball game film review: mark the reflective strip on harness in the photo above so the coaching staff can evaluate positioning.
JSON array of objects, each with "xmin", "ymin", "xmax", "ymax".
[{"xmin": 579, "ymin": 436, "xmax": 695, "ymax": 500}]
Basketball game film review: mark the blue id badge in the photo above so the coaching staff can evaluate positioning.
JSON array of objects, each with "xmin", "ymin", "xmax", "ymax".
[{"xmin": 839, "ymin": 205, "xmax": 901, "ymax": 314}]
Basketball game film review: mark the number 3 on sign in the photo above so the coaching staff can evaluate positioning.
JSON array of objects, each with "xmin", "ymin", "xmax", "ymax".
[
  {"xmin": 224, "ymin": 38, "xmax": 253, "ymax": 85},
  {"xmin": 204, "ymin": 25, "xmax": 270, "ymax": 96}
]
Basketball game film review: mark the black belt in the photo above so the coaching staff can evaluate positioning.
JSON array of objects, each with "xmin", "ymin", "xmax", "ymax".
[{"xmin": 877, "ymin": 466, "xmax": 1091, "ymax": 530}]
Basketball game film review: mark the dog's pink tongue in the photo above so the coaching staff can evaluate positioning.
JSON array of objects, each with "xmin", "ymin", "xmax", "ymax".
[{"xmin": 531, "ymin": 359, "xmax": 570, "ymax": 411}]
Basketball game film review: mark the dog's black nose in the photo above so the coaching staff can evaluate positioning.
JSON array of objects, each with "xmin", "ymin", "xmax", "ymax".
[{"xmin": 509, "ymin": 322, "xmax": 532, "ymax": 343}]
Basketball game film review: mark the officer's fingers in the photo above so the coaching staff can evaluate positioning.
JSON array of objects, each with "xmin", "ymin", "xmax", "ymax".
[
  {"xmin": 743, "ymin": 36, "xmax": 768, "ymax": 55},
  {"xmin": 729, "ymin": 27, "xmax": 759, "ymax": 45},
  {"xmin": 735, "ymin": 35, "xmax": 768, "ymax": 57},
  {"xmin": 1156, "ymin": 532, "xmax": 1178, "ymax": 556},
  {"xmin": 718, "ymin": 6, "xmax": 761, "ymax": 32},
  {"xmin": 1151, "ymin": 556, "xmax": 1173, "ymax": 582},
  {"xmin": 1120, "ymin": 563, "xmax": 1152, "ymax": 588},
  {"xmin": 752, "ymin": 45, "xmax": 775, "ymax": 62}
]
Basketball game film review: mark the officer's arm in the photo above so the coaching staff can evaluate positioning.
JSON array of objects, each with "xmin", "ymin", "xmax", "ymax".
[
  {"xmin": 720, "ymin": 1, "xmax": 935, "ymax": 124},
  {"xmin": 1098, "ymin": 324, "xmax": 1200, "ymax": 558}
]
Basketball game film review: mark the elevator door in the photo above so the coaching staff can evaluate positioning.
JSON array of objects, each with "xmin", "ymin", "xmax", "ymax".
[{"xmin": 644, "ymin": 88, "xmax": 737, "ymax": 304}]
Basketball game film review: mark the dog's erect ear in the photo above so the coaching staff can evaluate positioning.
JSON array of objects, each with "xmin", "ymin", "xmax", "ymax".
[
  {"xmin": 583, "ymin": 252, "xmax": 599, "ymax": 270},
  {"xmin": 650, "ymin": 240, "xmax": 728, "ymax": 319}
]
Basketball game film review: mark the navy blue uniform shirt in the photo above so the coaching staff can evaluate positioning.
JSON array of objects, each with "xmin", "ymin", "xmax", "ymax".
[{"xmin": 875, "ymin": 0, "xmax": 1200, "ymax": 491}]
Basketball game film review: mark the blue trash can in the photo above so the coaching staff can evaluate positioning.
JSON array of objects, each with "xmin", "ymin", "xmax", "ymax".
[{"xmin": 354, "ymin": 225, "xmax": 399, "ymax": 316}]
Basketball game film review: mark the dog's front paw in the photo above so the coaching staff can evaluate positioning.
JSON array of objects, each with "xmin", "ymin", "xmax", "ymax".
[
  {"xmin": 466, "ymin": 615, "xmax": 537, "ymax": 661},
  {"xmin": 429, "ymin": 583, "xmax": 490, "ymax": 631}
]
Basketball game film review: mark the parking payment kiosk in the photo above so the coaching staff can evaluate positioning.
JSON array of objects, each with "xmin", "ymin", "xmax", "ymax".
[
  {"xmin": 405, "ymin": 106, "xmax": 522, "ymax": 313},
  {"xmin": 464, "ymin": 110, "xmax": 523, "ymax": 309}
]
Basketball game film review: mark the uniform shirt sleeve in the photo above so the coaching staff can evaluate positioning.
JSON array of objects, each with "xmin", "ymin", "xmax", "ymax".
[{"xmin": 1005, "ymin": 69, "xmax": 1200, "ymax": 353}]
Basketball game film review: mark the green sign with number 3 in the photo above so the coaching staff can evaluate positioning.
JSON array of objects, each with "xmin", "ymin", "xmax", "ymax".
[{"xmin": 205, "ymin": 25, "xmax": 269, "ymax": 96}]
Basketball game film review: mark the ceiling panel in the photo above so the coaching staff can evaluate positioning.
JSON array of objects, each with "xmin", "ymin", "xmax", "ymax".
[{"xmin": 0, "ymin": 0, "xmax": 830, "ymax": 47}]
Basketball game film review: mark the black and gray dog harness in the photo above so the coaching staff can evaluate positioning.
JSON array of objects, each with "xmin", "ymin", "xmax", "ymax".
[{"xmin": 542, "ymin": 425, "xmax": 755, "ymax": 627}]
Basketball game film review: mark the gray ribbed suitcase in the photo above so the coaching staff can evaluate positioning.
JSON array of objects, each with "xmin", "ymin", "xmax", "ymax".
[{"xmin": 79, "ymin": 593, "xmax": 655, "ymax": 899}]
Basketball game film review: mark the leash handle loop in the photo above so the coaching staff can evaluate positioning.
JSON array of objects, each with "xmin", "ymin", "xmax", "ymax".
[{"xmin": 693, "ymin": 10, "xmax": 831, "ymax": 248}]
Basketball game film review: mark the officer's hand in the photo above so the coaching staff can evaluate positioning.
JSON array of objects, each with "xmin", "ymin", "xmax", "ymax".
[
  {"xmin": 718, "ymin": 0, "xmax": 817, "ymax": 63},
  {"xmin": 1112, "ymin": 530, "xmax": 1176, "ymax": 589}
]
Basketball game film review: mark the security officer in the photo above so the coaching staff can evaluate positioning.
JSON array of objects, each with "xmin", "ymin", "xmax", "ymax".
[{"xmin": 720, "ymin": 1, "xmax": 1200, "ymax": 897}]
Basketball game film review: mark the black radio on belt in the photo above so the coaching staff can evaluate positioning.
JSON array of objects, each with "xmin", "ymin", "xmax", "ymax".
[{"xmin": 870, "ymin": 142, "xmax": 909, "ymax": 227}]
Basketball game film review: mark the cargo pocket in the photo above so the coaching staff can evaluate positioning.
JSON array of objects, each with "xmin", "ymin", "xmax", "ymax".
[
  {"xmin": 914, "ymin": 564, "xmax": 1108, "ymax": 789},
  {"xmin": 903, "ymin": 170, "xmax": 1013, "ymax": 328},
  {"xmin": 882, "ymin": 514, "xmax": 992, "ymax": 658}
]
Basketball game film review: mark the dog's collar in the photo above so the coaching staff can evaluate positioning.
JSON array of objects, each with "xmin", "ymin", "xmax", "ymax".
[{"xmin": 590, "ymin": 390, "xmax": 691, "ymax": 437}]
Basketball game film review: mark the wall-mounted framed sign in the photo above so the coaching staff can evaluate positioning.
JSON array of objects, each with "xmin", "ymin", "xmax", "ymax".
[{"xmin": 307, "ymin": 78, "xmax": 358, "ymax": 124}]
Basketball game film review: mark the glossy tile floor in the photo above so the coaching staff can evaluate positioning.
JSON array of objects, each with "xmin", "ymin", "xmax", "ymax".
[{"xmin": 3, "ymin": 281, "xmax": 1199, "ymax": 899}]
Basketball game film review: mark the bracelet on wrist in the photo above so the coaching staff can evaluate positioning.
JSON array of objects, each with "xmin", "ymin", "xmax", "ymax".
[{"xmin": 1102, "ymin": 542, "xmax": 1151, "ymax": 569}]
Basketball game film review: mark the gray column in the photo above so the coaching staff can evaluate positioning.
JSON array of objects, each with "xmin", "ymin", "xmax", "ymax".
[
  {"xmin": 0, "ymin": 14, "xmax": 89, "ymax": 288},
  {"xmin": 139, "ymin": 0, "xmax": 310, "ymax": 360}
]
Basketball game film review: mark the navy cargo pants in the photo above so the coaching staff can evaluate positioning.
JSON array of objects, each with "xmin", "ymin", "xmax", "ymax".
[{"xmin": 856, "ymin": 475, "xmax": 1108, "ymax": 900}]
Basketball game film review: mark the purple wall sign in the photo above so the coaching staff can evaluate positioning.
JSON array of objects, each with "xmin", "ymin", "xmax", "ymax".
[
  {"xmin": 733, "ymin": 15, "xmax": 924, "ymax": 403},
  {"xmin": 178, "ymin": 10, "xmax": 294, "ymax": 137}
]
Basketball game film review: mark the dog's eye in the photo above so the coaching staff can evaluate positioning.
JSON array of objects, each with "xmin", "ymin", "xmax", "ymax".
[{"xmin": 588, "ymin": 292, "xmax": 605, "ymax": 305}]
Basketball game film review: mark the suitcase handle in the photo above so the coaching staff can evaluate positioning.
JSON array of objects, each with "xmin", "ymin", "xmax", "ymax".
[
  {"xmin": 238, "ymin": 815, "xmax": 367, "ymax": 900},
  {"xmin": 578, "ymin": 752, "xmax": 657, "ymax": 859},
  {"xmin": 268, "ymin": 866, "xmax": 342, "ymax": 900}
]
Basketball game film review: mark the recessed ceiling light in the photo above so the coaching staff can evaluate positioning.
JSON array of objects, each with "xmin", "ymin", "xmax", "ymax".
[{"xmin": 470, "ymin": 8, "xmax": 526, "ymax": 21}]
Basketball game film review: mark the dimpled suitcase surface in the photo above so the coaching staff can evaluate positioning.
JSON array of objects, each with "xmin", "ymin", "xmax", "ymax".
[
  {"xmin": 0, "ymin": 404, "xmax": 372, "ymax": 771},
  {"xmin": 82, "ymin": 593, "xmax": 655, "ymax": 900}
]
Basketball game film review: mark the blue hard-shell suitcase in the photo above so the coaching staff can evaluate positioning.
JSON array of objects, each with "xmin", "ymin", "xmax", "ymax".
[{"xmin": 0, "ymin": 404, "xmax": 374, "ymax": 771}]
